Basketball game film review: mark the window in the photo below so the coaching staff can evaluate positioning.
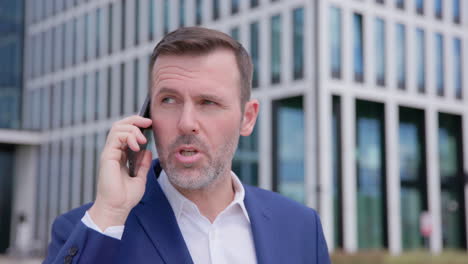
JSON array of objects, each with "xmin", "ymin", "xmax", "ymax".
[
  {"xmin": 96, "ymin": 8, "xmax": 101, "ymax": 57},
  {"xmin": 250, "ymin": 0, "xmax": 259, "ymax": 8},
  {"xmin": 149, "ymin": 0, "xmax": 155, "ymax": 40},
  {"xmin": 250, "ymin": 22, "xmax": 259, "ymax": 88},
  {"xmin": 212, "ymin": 0, "xmax": 220, "ymax": 20},
  {"xmin": 120, "ymin": 63, "xmax": 125, "ymax": 116},
  {"xmin": 356, "ymin": 100, "xmax": 386, "ymax": 249},
  {"xmin": 330, "ymin": 7, "xmax": 342, "ymax": 79},
  {"xmin": 435, "ymin": 0, "xmax": 443, "ymax": 19},
  {"xmin": 416, "ymin": 0, "xmax": 424, "ymax": 15},
  {"xmin": 94, "ymin": 71, "xmax": 100, "ymax": 121},
  {"xmin": 396, "ymin": 23, "xmax": 406, "ymax": 89},
  {"xmin": 231, "ymin": 0, "xmax": 239, "ymax": 15},
  {"xmin": 396, "ymin": 0, "xmax": 404, "ymax": 9},
  {"xmin": 271, "ymin": 14, "xmax": 281, "ymax": 84},
  {"xmin": 293, "ymin": 7, "xmax": 304, "ymax": 80},
  {"xmin": 454, "ymin": 38, "xmax": 462, "ymax": 99},
  {"xmin": 332, "ymin": 96, "xmax": 343, "ymax": 248},
  {"xmin": 107, "ymin": 67, "xmax": 112, "ymax": 118},
  {"xmin": 435, "ymin": 33, "xmax": 444, "ymax": 96},
  {"xmin": 399, "ymin": 107, "xmax": 427, "ymax": 250},
  {"xmin": 121, "ymin": 0, "xmax": 126, "ymax": 50},
  {"xmin": 453, "ymin": 0, "xmax": 460, "ymax": 24},
  {"xmin": 196, "ymin": 0, "xmax": 203, "ymax": 25},
  {"xmin": 233, "ymin": 126, "xmax": 259, "ymax": 186},
  {"xmin": 135, "ymin": 0, "xmax": 140, "ymax": 45},
  {"xmin": 134, "ymin": 58, "xmax": 139, "ymax": 112},
  {"xmin": 273, "ymin": 96, "xmax": 305, "ymax": 203},
  {"xmin": 179, "ymin": 0, "xmax": 186, "ymax": 27},
  {"xmin": 353, "ymin": 13, "xmax": 364, "ymax": 83},
  {"xmin": 108, "ymin": 3, "xmax": 113, "ymax": 54},
  {"xmin": 84, "ymin": 13, "xmax": 89, "ymax": 62},
  {"xmin": 163, "ymin": 0, "xmax": 169, "ymax": 34},
  {"xmin": 230, "ymin": 27, "xmax": 239, "ymax": 41},
  {"xmin": 72, "ymin": 18, "xmax": 77, "ymax": 65},
  {"xmin": 375, "ymin": 18, "xmax": 386, "ymax": 86},
  {"xmin": 416, "ymin": 29, "xmax": 426, "ymax": 93},
  {"xmin": 376, "ymin": 0, "xmax": 385, "ymax": 4}
]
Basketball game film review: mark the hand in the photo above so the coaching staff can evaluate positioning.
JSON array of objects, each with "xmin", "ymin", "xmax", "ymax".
[{"xmin": 89, "ymin": 116, "xmax": 153, "ymax": 231}]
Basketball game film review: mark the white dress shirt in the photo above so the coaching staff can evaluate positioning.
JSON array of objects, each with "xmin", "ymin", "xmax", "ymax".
[{"xmin": 82, "ymin": 170, "xmax": 257, "ymax": 264}]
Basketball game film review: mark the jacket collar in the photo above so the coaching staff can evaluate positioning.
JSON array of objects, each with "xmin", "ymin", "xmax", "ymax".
[{"xmin": 134, "ymin": 159, "xmax": 193, "ymax": 264}]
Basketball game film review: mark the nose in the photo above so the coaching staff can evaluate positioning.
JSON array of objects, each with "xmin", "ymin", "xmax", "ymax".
[{"xmin": 177, "ymin": 103, "xmax": 199, "ymax": 135}]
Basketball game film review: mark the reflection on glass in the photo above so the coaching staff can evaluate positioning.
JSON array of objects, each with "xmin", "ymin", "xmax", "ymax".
[
  {"xmin": 332, "ymin": 96, "xmax": 343, "ymax": 248},
  {"xmin": 396, "ymin": 0, "xmax": 404, "ymax": 9},
  {"xmin": 396, "ymin": 23, "xmax": 406, "ymax": 89},
  {"xmin": 179, "ymin": 0, "xmax": 185, "ymax": 27},
  {"xmin": 356, "ymin": 100, "xmax": 386, "ymax": 249},
  {"xmin": 250, "ymin": 21, "xmax": 259, "ymax": 88},
  {"xmin": 293, "ymin": 7, "xmax": 304, "ymax": 80},
  {"xmin": 375, "ymin": 18, "xmax": 386, "ymax": 86},
  {"xmin": 230, "ymin": 27, "xmax": 239, "ymax": 41},
  {"xmin": 435, "ymin": 33, "xmax": 444, "ymax": 96},
  {"xmin": 353, "ymin": 13, "xmax": 364, "ymax": 82},
  {"xmin": 439, "ymin": 113, "xmax": 466, "ymax": 249},
  {"xmin": 273, "ymin": 97, "xmax": 304, "ymax": 203},
  {"xmin": 233, "ymin": 125, "xmax": 259, "ymax": 186},
  {"xmin": 416, "ymin": 0, "xmax": 424, "ymax": 14},
  {"xmin": 271, "ymin": 14, "xmax": 281, "ymax": 84},
  {"xmin": 231, "ymin": 0, "xmax": 239, "ymax": 15},
  {"xmin": 435, "ymin": 0, "xmax": 443, "ymax": 19},
  {"xmin": 416, "ymin": 29, "xmax": 426, "ymax": 93},
  {"xmin": 454, "ymin": 38, "xmax": 462, "ymax": 99},
  {"xmin": 212, "ymin": 0, "xmax": 220, "ymax": 20},
  {"xmin": 196, "ymin": 0, "xmax": 202, "ymax": 25},
  {"xmin": 453, "ymin": 0, "xmax": 460, "ymax": 24},
  {"xmin": 149, "ymin": 0, "xmax": 155, "ymax": 40},
  {"xmin": 330, "ymin": 7, "xmax": 342, "ymax": 79},
  {"xmin": 399, "ymin": 107, "xmax": 427, "ymax": 250},
  {"xmin": 163, "ymin": 0, "xmax": 169, "ymax": 34}
]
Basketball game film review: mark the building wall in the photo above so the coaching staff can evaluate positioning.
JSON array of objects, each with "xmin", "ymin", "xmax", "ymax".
[{"xmin": 19, "ymin": 0, "xmax": 468, "ymax": 256}]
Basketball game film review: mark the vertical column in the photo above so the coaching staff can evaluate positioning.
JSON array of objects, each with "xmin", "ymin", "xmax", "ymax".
[
  {"xmin": 385, "ymin": 101, "xmax": 402, "ymax": 254},
  {"xmin": 71, "ymin": 137, "xmax": 83, "ymax": 208},
  {"xmin": 426, "ymin": 109, "xmax": 443, "ymax": 253},
  {"xmin": 259, "ymin": 98, "xmax": 272, "ymax": 191},
  {"xmin": 60, "ymin": 139, "xmax": 71, "ymax": 213},
  {"xmin": 124, "ymin": 60, "xmax": 134, "ymax": 115},
  {"xmin": 463, "ymin": 112, "xmax": 468, "ymax": 248},
  {"xmin": 83, "ymin": 134, "xmax": 95, "ymax": 203},
  {"xmin": 342, "ymin": 95, "xmax": 357, "ymax": 252}
]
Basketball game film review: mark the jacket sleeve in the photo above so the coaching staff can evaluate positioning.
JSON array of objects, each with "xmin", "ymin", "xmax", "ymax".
[{"xmin": 43, "ymin": 214, "xmax": 121, "ymax": 264}]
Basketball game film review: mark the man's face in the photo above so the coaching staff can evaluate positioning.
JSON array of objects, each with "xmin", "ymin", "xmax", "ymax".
[{"xmin": 150, "ymin": 49, "xmax": 258, "ymax": 190}]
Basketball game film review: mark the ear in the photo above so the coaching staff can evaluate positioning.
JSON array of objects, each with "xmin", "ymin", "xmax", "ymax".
[{"xmin": 240, "ymin": 99, "xmax": 260, "ymax": 136}]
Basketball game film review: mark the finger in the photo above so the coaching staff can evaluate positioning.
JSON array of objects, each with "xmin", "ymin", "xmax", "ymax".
[
  {"xmin": 135, "ymin": 150, "xmax": 153, "ymax": 180},
  {"xmin": 115, "ymin": 115, "xmax": 152, "ymax": 128},
  {"xmin": 113, "ymin": 124, "xmax": 148, "ymax": 144}
]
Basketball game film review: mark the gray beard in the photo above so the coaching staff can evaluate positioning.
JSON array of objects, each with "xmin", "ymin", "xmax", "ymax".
[{"xmin": 156, "ymin": 134, "xmax": 239, "ymax": 190}]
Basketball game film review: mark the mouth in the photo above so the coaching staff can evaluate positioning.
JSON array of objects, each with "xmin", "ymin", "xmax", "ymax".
[{"xmin": 174, "ymin": 145, "xmax": 202, "ymax": 165}]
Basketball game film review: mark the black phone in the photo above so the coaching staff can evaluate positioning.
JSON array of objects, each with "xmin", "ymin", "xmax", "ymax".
[{"xmin": 127, "ymin": 95, "xmax": 152, "ymax": 177}]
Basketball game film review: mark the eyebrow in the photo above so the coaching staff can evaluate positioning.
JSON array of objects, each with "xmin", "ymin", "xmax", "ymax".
[{"xmin": 155, "ymin": 87, "xmax": 225, "ymax": 103}]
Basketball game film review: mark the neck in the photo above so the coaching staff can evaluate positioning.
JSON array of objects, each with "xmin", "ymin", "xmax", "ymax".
[{"xmin": 174, "ymin": 172, "xmax": 235, "ymax": 223}]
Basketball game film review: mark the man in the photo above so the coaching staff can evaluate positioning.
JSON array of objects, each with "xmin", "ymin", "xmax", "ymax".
[{"xmin": 44, "ymin": 27, "xmax": 330, "ymax": 264}]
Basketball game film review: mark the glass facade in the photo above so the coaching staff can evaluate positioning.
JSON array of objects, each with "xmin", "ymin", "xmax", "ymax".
[
  {"xmin": 439, "ymin": 113, "xmax": 466, "ymax": 249},
  {"xmin": 399, "ymin": 107, "xmax": 427, "ymax": 250},
  {"xmin": 179, "ymin": 0, "xmax": 185, "ymax": 27},
  {"xmin": 353, "ymin": 13, "xmax": 364, "ymax": 83},
  {"xmin": 330, "ymin": 7, "xmax": 342, "ymax": 79},
  {"xmin": 163, "ymin": 0, "xmax": 169, "ymax": 35},
  {"xmin": 453, "ymin": 0, "xmax": 460, "ymax": 24},
  {"xmin": 435, "ymin": 0, "xmax": 443, "ymax": 19},
  {"xmin": 416, "ymin": 0, "xmax": 424, "ymax": 15},
  {"xmin": 233, "ymin": 126, "xmax": 259, "ymax": 186},
  {"xmin": 212, "ymin": 0, "xmax": 220, "ymax": 20},
  {"xmin": 230, "ymin": 27, "xmax": 239, "ymax": 42},
  {"xmin": 196, "ymin": 0, "xmax": 203, "ymax": 25},
  {"xmin": 0, "ymin": 145, "xmax": 14, "ymax": 253},
  {"xmin": 0, "ymin": 0, "xmax": 23, "ymax": 129},
  {"xmin": 231, "ymin": 0, "xmax": 239, "ymax": 15},
  {"xmin": 292, "ymin": 7, "xmax": 304, "ymax": 80},
  {"xmin": 273, "ymin": 97, "xmax": 305, "ymax": 203},
  {"xmin": 435, "ymin": 33, "xmax": 444, "ymax": 96},
  {"xmin": 149, "ymin": 0, "xmax": 155, "ymax": 40},
  {"xmin": 375, "ymin": 18, "xmax": 386, "ymax": 86},
  {"xmin": 332, "ymin": 96, "xmax": 343, "ymax": 248},
  {"xmin": 396, "ymin": 23, "xmax": 406, "ymax": 90},
  {"xmin": 270, "ymin": 14, "xmax": 281, "ymax": 84},
  {"xmin": 454, "ymin": 38, "xmax": 462, "ymax": 99},
  {"xmin": 416, "ymin": 29, "xmax": 426, "ymax": 93},
  {"xmin": 396, "ymin": 0, "xmax": 404, "ymax": 9},
  {"xmin": 250, "ymin": 21, "xmax": 259, "ymax": 88},
  {"xmin": 356, "ymin": 100, "xmax": 386, "ymax": 249}
]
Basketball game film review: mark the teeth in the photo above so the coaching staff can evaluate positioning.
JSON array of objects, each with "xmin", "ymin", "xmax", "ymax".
[{"xmin": 181, "ymin": 150, "xmax": 197, "ymax": 156}]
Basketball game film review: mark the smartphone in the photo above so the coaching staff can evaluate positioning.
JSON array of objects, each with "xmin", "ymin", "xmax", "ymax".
[{"xmin": 127, "ymin": 95, "xmax": 152, "ymax": 177}]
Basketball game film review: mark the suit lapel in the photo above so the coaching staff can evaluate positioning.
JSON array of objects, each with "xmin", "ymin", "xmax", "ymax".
[
  {"xmin": 244, "ymin": 186, "xmax": 279, "ymax": 264},
  {"xmin": 134, "ymin": 160, "xmax": 193, "ymax": 264}
]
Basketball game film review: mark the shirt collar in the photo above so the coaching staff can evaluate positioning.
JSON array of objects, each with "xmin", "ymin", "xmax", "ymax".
[{"xmin": 158, "ymin": 170, "xmax": 251, "ymax": 223}]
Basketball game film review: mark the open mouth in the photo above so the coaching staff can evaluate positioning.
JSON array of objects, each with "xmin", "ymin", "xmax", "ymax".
[{"xmin": 180, "ymin": 149, "xmax": 198, "ymax": 156}]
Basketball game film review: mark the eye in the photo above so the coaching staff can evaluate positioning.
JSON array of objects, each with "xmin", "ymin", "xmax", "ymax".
[
  {"xmin": 161, "ymin": 97, "xmax": 176, "ymax": 104},
  {"xmin": 201, "ymin": 99, "xmax": 217, "ymax": 106}
]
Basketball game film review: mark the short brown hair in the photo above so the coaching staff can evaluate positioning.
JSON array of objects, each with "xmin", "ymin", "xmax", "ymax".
[{"xmin": 149, "ymin": 27, "xmax": 253, "ymax": 108}]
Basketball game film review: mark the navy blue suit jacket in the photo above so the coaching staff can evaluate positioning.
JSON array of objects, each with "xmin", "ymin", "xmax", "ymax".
[{"xmin": 44, "ymin": 160, "xmax": 330, "ymax": 264}]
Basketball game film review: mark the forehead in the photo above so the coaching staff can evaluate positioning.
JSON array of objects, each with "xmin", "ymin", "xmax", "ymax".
[{"xmin": 151, "ymin": 49, "xmax": 240, "ymax": 93}]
